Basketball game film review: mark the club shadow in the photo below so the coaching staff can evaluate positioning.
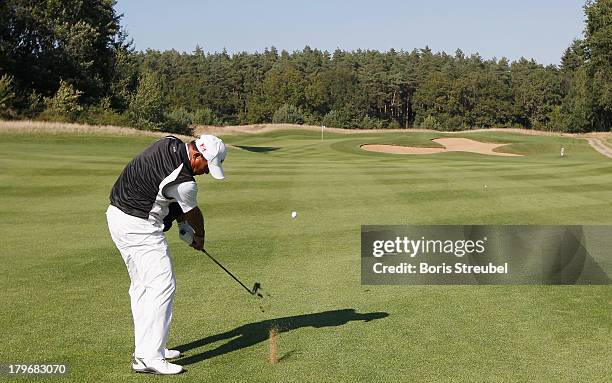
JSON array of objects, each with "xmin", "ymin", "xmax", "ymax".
[
  {"xmin": 173, "ymin": 308, "xmax": 389, "ymax": 366},
  {"xmin": 277, "ymin": 349, "xmax": 296, "ymax": 362}
]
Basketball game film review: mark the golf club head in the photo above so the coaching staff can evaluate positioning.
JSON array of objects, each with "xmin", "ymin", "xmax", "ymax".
[
  {"xmin": 252, "ymin": 282, "xmax": 263, "ymax": 297},
  {"xmin": 251, "ymin": 282, "xmax": 272, "ymax": 312}
]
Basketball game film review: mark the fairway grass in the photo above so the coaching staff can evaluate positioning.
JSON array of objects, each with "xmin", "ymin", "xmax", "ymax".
[{"xmin": 0, "ymin": 128, "xmax": 610, "ymax": 382}]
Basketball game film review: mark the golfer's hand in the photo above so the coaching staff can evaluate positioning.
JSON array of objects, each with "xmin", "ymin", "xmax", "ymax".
[{"xmin": 191, "ymin": 234, "xmax": 204, "ymax": 250}]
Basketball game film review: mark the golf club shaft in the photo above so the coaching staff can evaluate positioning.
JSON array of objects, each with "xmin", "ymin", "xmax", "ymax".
[{"xmin": 201, "ymin": 248, "xmax": 253, "ymax": 295}]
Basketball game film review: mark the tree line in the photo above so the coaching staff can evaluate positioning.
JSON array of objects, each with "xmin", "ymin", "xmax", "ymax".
[{"xmin": 0, "ymin": 0, "xmax": 610, "ymax": 134}]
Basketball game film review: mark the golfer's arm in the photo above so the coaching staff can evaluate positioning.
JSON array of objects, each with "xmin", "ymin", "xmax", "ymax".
[{"xmin": 184, "ymin": 206, "xmax": 205, "ymax": 238}]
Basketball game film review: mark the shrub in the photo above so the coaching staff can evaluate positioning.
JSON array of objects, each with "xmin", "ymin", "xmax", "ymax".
[
  {"xmin": 303, "ymin": 112, "xmax": 322, "ymax": 126},
  {"xmin": 41, "ymin": 80, "xmax": 83, "ymax": 122},
  {"xmin": 322, "ymin": 109, "xmax": 353, "ymax": 128},
  {"xmin": 193, "ymin": 107, "xmax": 221, "ymax": 125},
  {"xmin": 0, "ymin": 74, "xmax": 15, "ymax": 116},
  {"xmin": 164, "ymin": 107, "xmax": 194, "ymax": 135},
  {"xmin": 387, "ymin": 120, "xmax": 401, "ymax": 129},
  {"xmin": 128, "ymin": 72, "xmax": 166, "ymax": 130},
  {"xmin": 546, "ymin": 106, "xmax": 568, "ymax": 132},
  {"xmin": 419, "ymin": 115, "xmax": 441, "ymax": 130},
  {"xmin": 272, "ymin": 104, "xmax": 305, "ymax": 124},
  {"xmin": 441, "ymin": 115, "xmax": 467, "ymax": 131},
  {"xmin": 24, "ymin": 90, "xmax": 44, "ymax": 118},
  {"xmin": 359, "ymin": 116, "xmax": 385, "ymax": 129},
  {"xmin": 79, "ymin": 99, "xmax": 131, "ymax": 127}
]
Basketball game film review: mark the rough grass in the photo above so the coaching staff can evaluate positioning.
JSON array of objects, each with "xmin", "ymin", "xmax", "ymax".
[
  {"xmin": 0, "ymin": 126, "xmax": 610, "ymax": 382},
  {"xmin": 194, "ymin": 123, "xmax": 612, "ymax": 138},
  {"xmin": 0, "ymin": 119, "xmax": 193, "ymax": 141},
  {"xmin": 3, "ymin": 119, "xmax": 610, "ymax": 139}
]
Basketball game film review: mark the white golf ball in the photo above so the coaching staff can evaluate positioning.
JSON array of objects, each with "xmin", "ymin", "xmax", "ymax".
[{"xmin": 291, "ymin": 211, "xmax": 297, "ymax": 219}]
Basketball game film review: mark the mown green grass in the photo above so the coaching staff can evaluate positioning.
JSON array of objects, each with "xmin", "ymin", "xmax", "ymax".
[{"xmin": 0, "ymin": 129, "xmax": 610, "ymax": 382}]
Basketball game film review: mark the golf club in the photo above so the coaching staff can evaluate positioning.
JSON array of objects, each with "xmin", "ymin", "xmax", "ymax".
[{"xmin": 200, "ymin": 248, "xmax": 264, "ymax": 298}]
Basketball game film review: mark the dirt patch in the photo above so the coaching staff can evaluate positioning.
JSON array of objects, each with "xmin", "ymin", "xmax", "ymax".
[
  {"xmin": 586, "ymin": 137, "xmax": 612, "ymax": 158},
  {"xmin": 361, "ymin": 138, "xmax": 522, "ymax": 157}
]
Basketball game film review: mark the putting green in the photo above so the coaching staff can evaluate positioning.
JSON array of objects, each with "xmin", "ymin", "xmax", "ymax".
[{"xmin": 0, "ymin": 128, "xmax": 610, "ymax": 382}]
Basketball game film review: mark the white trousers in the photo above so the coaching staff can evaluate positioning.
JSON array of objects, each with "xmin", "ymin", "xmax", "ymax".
[{"xmin": 106, "ymin": 205, "xmax": 175, "ymax": 359}]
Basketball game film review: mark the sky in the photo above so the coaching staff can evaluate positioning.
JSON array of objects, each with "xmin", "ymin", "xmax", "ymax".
[{"xmin": 114, "ymin": 0, "xmax": 586, "ymax": 66}]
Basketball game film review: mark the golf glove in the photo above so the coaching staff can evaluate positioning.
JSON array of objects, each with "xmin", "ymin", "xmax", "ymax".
[{"xmin": 178, "ymin": 222, "xmax": 195, "ymax": 245}]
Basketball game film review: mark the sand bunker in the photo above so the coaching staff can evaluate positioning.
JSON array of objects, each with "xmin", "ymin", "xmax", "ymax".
[{"xmin": 361, "ymin": 138, "xmax": 522, "ymax": 157}]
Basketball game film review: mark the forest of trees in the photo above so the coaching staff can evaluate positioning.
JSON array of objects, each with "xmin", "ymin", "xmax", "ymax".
[{"xmin": 0, "ymin": 0, "xmax": 610, "ymax": 134}]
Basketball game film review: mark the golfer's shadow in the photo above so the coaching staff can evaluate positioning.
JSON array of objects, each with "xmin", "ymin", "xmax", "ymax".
[
  {"xmin": 233, "ymin": 145, "xmax": 280, "ymax": 153},
  {"xmin": 173, "ymin": 309, "xmax": 389, "ymax": 366}
]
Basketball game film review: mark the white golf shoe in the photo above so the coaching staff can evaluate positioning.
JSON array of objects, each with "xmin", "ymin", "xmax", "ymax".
[
  {"xmin": 164, "ymin": 348, "xmax": 181, "ymax": 359},
  {"xmin": 132, "ymin": 356, "xmax": 184, "ymax": 375}
]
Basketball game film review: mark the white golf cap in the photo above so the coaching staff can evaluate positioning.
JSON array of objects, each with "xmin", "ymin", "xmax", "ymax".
[{"xmin": 195, "ymin": 134, "xmax": 227, "ymax": 179}]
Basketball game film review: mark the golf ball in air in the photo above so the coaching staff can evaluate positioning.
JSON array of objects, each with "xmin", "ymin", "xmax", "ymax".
[{"xmin": 291, "ymin": 211, "xmax": 297, "ymax": 219}]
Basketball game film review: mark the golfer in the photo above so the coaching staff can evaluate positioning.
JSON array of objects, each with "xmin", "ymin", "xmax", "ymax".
[{"xmin": 106, "ymin": 134, "xmax": 227, "ymax": 374}]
